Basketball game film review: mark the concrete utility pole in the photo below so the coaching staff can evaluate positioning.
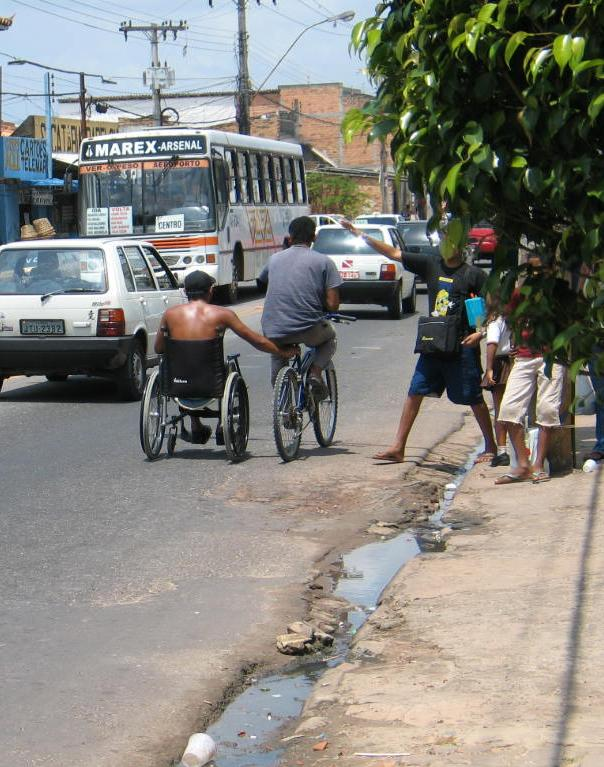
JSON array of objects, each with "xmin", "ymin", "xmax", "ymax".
[
  {"xmin": 209, "ymin": 1, "xmax": 277, "ymax": 135},
  {"xmin": 119, "ymin": 19, "xmax": 188, "ymax": 126},
  {"xmin": 236, "ymin": 0, "xmax": 251, "ymax": 135}
]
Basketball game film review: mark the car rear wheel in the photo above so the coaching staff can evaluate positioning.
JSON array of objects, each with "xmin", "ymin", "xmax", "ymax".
[
  {"xmin": 402, "ymin": 280, "xmax": 417, "ymax": 314},
  {"xmin": 387, "ymin": 281, "xmax": 403, "ymax": 319},
  {"xmin": 117, "ymin": 340, "xmax": 146, "ymax": 401}
]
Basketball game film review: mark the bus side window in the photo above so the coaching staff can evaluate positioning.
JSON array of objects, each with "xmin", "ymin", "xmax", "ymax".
[
  {"xmin": 271, "ymin": 156, "xmax": 285, "ymax": 204},
  {"xmin": 225, "ymin": 149, "xmax": 239, "ymax": 204},
  {"xmin": 250, "ymin": 153, "xmax": 262, "ymax": 203},
  {"xmin": 261, "ymin": 155, "xmax": 273, "ymax": 204},
  {"xmin": 237, "ymin": 151, "xmax": 251, "ymax": 204},
  {"xmin": 294, "ymin": 159, "xmax": 306, "ymax": 203},
  {"xmin": 284, "ymin": 158, "xmax": 295, "ymax": 204}
]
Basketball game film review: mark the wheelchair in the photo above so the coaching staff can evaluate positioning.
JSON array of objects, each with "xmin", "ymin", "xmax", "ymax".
[{"xmin": 139, "ymin": 337, "xmax": 249, "ymax": 462}]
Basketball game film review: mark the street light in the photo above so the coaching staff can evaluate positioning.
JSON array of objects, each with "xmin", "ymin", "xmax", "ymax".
[
  {"xmin": 253, "ymin": 11, "xmax": 355, "ymax": 96},
  {"xmin": 7, "ymin": 57, "xmax": 116, "ymax": 141}
]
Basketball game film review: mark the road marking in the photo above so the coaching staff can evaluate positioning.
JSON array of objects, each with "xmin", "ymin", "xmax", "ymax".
[{"xmin": 351, "ymin": 346, "xmax": 382, "ymax": 351}]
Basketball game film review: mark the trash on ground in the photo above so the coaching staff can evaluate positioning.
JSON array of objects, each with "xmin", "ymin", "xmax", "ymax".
[{"xmin": 180, "ymin": 732, "xmax": 217, "ymax": 767}]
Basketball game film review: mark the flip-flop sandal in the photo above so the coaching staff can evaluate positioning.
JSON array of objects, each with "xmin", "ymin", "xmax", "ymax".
[
  {"xmin": 532, "ymin": 470, "xmax": 551, "ymax": 483},
  {"xmin": 474, "ymin": 452, "xmax": 495, "ymax": 464},
  {"xmin": 494, "ymin": 472, "xmax": 531, "ymax": 485},
  {"xmin": 373, "ymin": 453, "xmax": 405, "ymax": 463}
]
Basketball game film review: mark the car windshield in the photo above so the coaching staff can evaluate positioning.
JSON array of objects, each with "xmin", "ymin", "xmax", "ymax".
[
  {"xmin": 0, "ymin": 248, "xmax": 108, "ymax": 295},
  {"xmin": 314, "ymin": 228, "xmax": 385, "ymax": 255},
  {"xmin": 79, "ymin": 159, "xmax": 215, "ymax": 235}
]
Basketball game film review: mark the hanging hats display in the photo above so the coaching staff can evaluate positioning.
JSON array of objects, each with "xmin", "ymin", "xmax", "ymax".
[
  {"xmin": 20, "ymin": 224, "xmax": 38, "ymax": 240},
  {"xmin": 32, "ymin": 218, "xmax": 57, "ymax": 238}
]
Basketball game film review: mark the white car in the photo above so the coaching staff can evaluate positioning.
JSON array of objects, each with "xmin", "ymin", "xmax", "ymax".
[
  {"xmin": 0, "ymin": 238, "xmax": 186, "ymax": 399},
  {"xmin": 313, "ymin": 224, "xmax": 416, "ymax": 319},
  {"xmin": 309, "ymin": 213, "xmax": 344, "ymax": 227}
]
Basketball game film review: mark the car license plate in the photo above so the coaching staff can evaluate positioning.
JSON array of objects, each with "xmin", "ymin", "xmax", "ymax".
[
  {"xmin": 20, "ymin": 319, "xmax": 65, "ymax": 335},
  {"xmin": 339, "ymin": 271, "xmax": 360, "ymax": 280}
]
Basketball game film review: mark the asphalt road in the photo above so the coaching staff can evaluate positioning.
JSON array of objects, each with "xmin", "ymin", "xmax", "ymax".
[{"xmin": 0, "ymin": 289, "xmax": 467, "ymax": 767}]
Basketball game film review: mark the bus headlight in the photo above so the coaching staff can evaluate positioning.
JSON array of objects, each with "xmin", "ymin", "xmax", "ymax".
[
  {"xmin": 183, "ymin": 256, "xmax": 192, "ymax": 264},
  {"xmin": 195, "ymin": 255, "xmax": 205, "ymax": 263}
]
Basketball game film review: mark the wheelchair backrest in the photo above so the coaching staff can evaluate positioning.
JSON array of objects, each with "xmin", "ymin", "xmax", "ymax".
[{"xmin": 164, "ymin": 337, "xmax": 226, "ymax": 399}]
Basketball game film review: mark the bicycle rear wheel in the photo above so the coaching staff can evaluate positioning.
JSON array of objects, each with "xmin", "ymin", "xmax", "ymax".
[
  {"xmin": 311, "ymin": 364, "xmax": 338, "ymax": 446},
  {"xmin": 272, "ymin": 366, "xmax": 302, "ymax": 462}
]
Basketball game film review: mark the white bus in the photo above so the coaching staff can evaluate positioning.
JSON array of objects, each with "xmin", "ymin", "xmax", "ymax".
[{"xmin": 78, "ymin": 129, "xmax": 309, "ymax": 302}]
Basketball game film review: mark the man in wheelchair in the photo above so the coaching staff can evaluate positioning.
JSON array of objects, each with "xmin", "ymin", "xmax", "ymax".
[{"xmin": 154, "ymin": 270, "xmax": 294, "ymax": 443}]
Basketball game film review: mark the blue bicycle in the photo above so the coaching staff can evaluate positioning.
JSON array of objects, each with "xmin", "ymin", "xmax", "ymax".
[{"xmin": 272, "ymin": 313, "xmax": 355, "ymax": 462}]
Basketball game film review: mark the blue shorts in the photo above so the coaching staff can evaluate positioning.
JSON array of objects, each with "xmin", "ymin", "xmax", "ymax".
[{"xmin": 409, "ymin": 347, "xmax": 484, "ymax": 405}]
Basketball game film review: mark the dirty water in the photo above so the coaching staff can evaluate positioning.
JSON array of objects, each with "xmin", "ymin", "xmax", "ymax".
[{"xmin": 185, "ymin": 451, "xmax": 475, "ymax": 767}]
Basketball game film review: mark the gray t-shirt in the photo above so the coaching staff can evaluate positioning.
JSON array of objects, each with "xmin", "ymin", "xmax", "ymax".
[{"xmin": 259, "ymin": 245, "xmax": 342, "ymax": 338}]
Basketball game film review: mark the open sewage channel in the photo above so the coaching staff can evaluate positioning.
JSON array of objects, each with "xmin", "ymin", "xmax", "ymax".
[{"xmin": 176, "ymin": 450, "xmax": 478, "ymax": 767}]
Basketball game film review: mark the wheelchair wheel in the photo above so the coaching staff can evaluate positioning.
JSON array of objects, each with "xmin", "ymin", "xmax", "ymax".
[
  {"xmin": 139, "ymin": 368, "xmax": 165, "ymax": 460},
  {"xmin": 221, "ymin": 371, "xmax": 249, "ymax": 462},
  {"xmin": 311, "ymin": 364, "xmax": 338, "ymax": 447},
  {"xmin": 272, "ymin": 366, "xmax": 302, "ymax": 462}
]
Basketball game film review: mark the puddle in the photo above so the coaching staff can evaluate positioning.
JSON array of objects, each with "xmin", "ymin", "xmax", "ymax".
[
  {"xmin": 335, "ymin": 533, "xmax": 420, "ymax": 631},
  {"xmin": 190, "ymin": 448, "xmax": 477, "ymax": 767},
  {"xmin": 204, "ymin": 665, "xmax": 325, "ymax": 767}
]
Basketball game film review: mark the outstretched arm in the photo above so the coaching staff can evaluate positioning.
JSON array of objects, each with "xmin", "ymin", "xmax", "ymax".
[
  {"xmin": 220, "ymin": 308, "xmax": 294, "ymax": 359},
  {"xmin": 340, "ymin": 220, "xmax": 403, "ymax": 262}
]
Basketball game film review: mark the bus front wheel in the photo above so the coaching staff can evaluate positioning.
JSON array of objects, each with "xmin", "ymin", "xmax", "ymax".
[{"xmin": 219, "ymin": 256, "xmax": 240, "ymax": 304}]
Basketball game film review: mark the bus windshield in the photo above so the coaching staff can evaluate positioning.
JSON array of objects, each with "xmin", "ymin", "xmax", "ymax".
[{"xmin": 79, "ymin": 159, "xmax": 216, "ymax": 236}]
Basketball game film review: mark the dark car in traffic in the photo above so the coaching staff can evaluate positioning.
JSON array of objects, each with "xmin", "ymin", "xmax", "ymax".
[{"xmin": 397, "ymin": 220, "xmax": 440, "ymax": 259}]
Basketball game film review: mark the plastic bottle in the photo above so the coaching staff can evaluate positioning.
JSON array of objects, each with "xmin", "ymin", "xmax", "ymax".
[
  {"xmin": 583, "ymin": 459, "xmax": 599, "ymax": 473},
  {"xmin": 179, "ymin": 733, "xmax": 217, "ymax": 767}
]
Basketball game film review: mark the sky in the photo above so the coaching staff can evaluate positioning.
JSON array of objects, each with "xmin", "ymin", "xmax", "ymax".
[{"xmin": 0, "ymin": 0, "xmax": 377, "ymax": 127}]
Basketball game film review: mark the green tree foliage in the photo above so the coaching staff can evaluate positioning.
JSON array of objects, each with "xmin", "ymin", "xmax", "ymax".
[
  {"xmin": 344, "ymin": 0, "xmax": 604, "ymax": 370},
  {"xmin": 306, "ymin": 172, "xmax": 371, "ymax": 219}
]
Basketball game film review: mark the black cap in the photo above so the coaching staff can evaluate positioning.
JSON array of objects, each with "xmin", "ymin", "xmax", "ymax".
[{"xmin": 184, "ymin": 270, "xmax": 215, "ymax": 295}]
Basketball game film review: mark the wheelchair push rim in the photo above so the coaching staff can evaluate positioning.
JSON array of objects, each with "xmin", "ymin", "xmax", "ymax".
[
  {"xmin": 221, "ymin": 370, "xmax": 249, "ymax": 462},
  {"xmin": 139, "ymin": 368, "xmax": 166, "ymax": 460},
  {"xmin": 311, "ymin": 364, "xmax": 338, "ymax": 447},
  {"xmin": 272, "ymin": 366, "xmax": 302, "ymax": 462}
]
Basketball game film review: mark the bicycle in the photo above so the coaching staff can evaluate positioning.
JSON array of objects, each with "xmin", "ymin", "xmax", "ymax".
[{"xmin": 272, "ymin": 313, "xmax": 355, "ymax": 462}]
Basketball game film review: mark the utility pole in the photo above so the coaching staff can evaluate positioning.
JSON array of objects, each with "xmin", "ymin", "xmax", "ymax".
[
  {"xmin": 120, "ymin": 19, "xmax": 187, "ymax": 126},
  {"xmin": 236, "ymin": 0, "xmax": 251, "ymax": 135},
  {"xmin": 79, "ymin": 72, "xmax": 86, "ymax": 142},
  {"xmin": 209, "ymin": 1, "xmax": 277, "ymax": 135}
]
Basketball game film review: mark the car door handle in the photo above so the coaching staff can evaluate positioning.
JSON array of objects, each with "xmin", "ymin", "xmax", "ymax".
[
  {"xmin": 139, "ymin": 297, "xmax": 147, "ymax": 306},
  {"xmin": 162, "ymin": 295, "xmax": 169, "ymax": 304}
]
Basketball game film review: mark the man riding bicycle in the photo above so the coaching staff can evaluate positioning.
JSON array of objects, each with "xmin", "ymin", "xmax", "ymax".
[{"xmin": 258, "ymin": 216, "xmax": 342, "ymax": 399}]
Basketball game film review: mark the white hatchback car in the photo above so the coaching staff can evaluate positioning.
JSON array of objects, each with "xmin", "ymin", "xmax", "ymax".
[
  {"xmin": 0, "ymin": 238, "xmax": 185, "ymax": 399},
  {"xmin": 313, "ymin": 225, "xmax": 416, "ymax": 318}
]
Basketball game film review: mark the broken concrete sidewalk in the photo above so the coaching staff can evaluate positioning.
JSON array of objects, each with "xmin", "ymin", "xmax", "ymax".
[{"xmin": 283, "ymin": 415, "xmax": 604, "ymax": 766}]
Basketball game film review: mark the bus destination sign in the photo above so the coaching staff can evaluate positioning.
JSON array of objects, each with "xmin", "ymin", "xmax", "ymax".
[{"xmin": 80, "ymin": 135, "xmax": 207, "ymax": 162}]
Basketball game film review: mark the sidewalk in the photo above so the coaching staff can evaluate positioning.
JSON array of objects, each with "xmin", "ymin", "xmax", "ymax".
[{"xmin": 283, "ymin": 415, "xmax": 604, "ymax": 767}]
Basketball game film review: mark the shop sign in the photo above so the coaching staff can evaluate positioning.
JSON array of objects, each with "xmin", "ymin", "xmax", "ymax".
[
  {"xmin": 1, "ymin": 137, "xmax": 49, "ymax": 180},
  {"xmin": 109, "ymin": 206, "xmax": 133, "ymax": 235},
  {"xmin": 87, "ymin": 207, "xmax": 109, "ymax": 235},
  {"xmin": 33, "ymin": 116, "xmax": 116, "ymax": 154},
  {"xmin": 32, "ymin": 189, "xmax": 54, "ymax": 205},
  {"xmin": 80, "ymin": 134, "xmax": 207, "ymax": 162}
]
